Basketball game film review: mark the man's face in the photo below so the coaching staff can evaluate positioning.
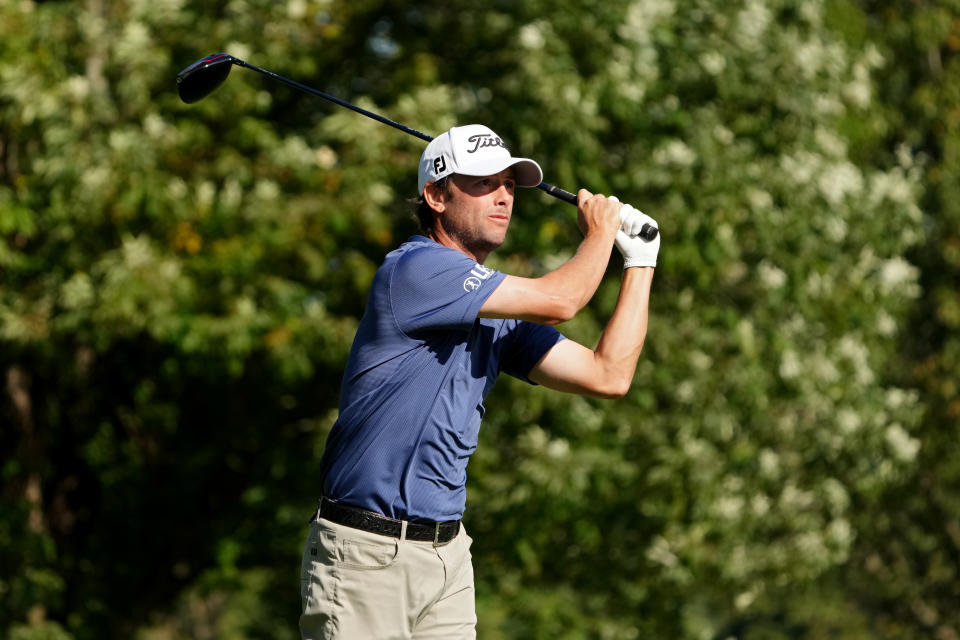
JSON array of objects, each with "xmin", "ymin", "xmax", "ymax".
[{"xmin": 428, "ymin": 168, "xmax": 516, "ymax": 261}]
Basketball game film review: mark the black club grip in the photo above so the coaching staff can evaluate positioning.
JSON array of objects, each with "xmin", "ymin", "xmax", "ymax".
[{"xmin": 536, "ymin": 182, "xmax": 659, "ymax": 241}]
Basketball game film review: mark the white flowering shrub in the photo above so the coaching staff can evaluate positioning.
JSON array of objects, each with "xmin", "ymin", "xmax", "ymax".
[
  {"xmin": 0, "ymin": 0, "xmax": 926, "ymax": 638},
  {"xmin": 465, "ymin": 0, "xmax": 924, "ymax": 635}
]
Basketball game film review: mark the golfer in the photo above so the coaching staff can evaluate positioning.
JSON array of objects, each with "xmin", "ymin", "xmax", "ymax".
[{"xmin": 300, "ymin": 124, "xmax": 659, "ymax": 639}]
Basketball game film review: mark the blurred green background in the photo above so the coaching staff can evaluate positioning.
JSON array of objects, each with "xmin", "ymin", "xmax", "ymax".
[{"xmin": 2, "ymin": 0, "xmax": 959, "ymax": 638}]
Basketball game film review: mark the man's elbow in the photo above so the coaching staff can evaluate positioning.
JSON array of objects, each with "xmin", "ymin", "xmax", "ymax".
[
  {"xmin": 549, "ymin": 299, "xmax": 581, "ymax": 325},
  {"xmin": 591, "ymin": 376, "xmax": 632, "ymax": 399},
  {"xmin": 531, "ymin": 301, "xmax": 577, "ymax": 325}
]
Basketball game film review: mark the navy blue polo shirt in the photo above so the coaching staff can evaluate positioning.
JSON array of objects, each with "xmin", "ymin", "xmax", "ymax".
[{"xmin": 319, "ymin": 236, "xmax": 564, "ymax": 522}]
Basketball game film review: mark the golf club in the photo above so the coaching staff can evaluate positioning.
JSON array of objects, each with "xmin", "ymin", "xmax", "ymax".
[{"xmin": 177, "ymin": 53, "xmax": 658, "ymax": 241}]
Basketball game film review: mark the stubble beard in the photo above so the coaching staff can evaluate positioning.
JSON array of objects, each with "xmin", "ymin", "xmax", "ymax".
[{"xmin": 449, "ymin": 223, "xmax": 504, "ymax": 262}]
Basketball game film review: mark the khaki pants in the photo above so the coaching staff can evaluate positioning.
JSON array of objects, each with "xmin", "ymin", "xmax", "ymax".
[{"xmin": 299, "ymin": 516, "xmax": 476, "ymax": 640}]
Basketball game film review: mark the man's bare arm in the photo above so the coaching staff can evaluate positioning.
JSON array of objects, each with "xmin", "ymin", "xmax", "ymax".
[
  {"xmin": 527, "ymin": 267, "xmax": 654, "ymax": 398},
  {"xmin": 478, "ymin": 189, "xmax": 620, "ymax": 325}
]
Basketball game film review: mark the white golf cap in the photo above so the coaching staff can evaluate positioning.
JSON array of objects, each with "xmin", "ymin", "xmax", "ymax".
[{"xmin": 418, "ymin": 124, "xmax": 543, "ymax": 195}]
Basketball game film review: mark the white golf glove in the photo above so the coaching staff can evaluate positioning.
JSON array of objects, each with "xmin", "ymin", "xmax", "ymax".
[{"xmin": 610, "ymin": 196, "xmax": 660, "ymax": 268}]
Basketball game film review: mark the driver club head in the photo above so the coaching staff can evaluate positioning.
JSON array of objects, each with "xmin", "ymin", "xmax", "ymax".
[{"xmin": 177, "ymin": 53, "xmax": 236, "ymax": 104}]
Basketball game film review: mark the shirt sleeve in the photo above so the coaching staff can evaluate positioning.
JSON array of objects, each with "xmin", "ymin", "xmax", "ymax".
[
  {"xmin": 499, "ymin": 320, "xmax": 566, "ymax": 383},
  {"xmin": 390, "ymin": 244, "xmax": 507, "ymax": 334}
]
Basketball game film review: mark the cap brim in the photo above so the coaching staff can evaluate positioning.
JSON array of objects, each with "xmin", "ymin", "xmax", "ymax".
[
  {"xmin": 510, "ymin": 159, "xmax": 544, "ymax": 188},
  {"xmin": 457, "ymin": 158, "xmax": 543, "ymax": 188}
]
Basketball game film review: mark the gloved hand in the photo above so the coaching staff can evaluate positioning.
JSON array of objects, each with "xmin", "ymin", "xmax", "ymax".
[{"xmin": 610, "ymin": 196, "xmax": 660, "ymax": 268}]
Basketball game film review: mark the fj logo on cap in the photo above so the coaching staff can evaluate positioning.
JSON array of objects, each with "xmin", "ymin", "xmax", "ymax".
[
  {"xmin": 434, "ymin": 156, "xmax": 446, "ymax": 173},
  {"xmin": 466, "ymin": 134, "xmax": 507, "ymax": 154}
]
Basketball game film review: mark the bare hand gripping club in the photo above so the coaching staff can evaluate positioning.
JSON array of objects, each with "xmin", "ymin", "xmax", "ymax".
[{"xmin": 177, "ymin": 53, "xmax": 658, "ymax": 241}]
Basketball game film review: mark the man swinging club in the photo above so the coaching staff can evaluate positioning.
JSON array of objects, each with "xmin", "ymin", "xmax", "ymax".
[{"xmin": 300, "ymin": 124, "xmax": 660, "ymax": 639}]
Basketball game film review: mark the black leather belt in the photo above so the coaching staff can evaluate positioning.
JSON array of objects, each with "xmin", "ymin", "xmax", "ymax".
[{"xmin": 316, "ymin": 497, "xmax": 460, "ymax": 545}]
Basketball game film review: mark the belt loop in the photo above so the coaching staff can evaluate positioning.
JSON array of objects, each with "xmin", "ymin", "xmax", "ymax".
[
  {"xmin": 433, "ymin": 522, "xmax": 441, "ymax": 547},
  {"xmin": 400, "ymin": 520, "xmax": 408, "ymax": 542}
]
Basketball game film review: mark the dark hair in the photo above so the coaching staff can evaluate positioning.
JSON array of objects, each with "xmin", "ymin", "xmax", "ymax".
[{"xmin": 412, "ymin": 176, "xmax": 451, "ymax": 232}]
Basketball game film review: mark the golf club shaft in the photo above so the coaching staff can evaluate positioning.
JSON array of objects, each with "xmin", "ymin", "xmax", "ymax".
[
  {"xmin": 233, "ymin": 59, "xmax": 434, "ymax": 144},
  {"xmin": 181, "ymin": 54, "xmax": 655, "ymax": 239},
  {"xmin": 234, "ymin": 60, "xmax": 584, "ymax": 206}
]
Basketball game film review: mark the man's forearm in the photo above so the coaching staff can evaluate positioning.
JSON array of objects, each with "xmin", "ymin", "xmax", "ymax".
[
  {"xmin": 537, "ymin": 230, "xmax": 618, "ymax": 313},
  {"xmin": 479, "ymin": 191, "xmax": 626, "ymax": 325},
  {"xmin": 477, "ymin": 230, "xmax": 618, "ymax": 325},
  {"xmin": 592, "ymin": 266, "xmax": 654, "ymax": 393}
]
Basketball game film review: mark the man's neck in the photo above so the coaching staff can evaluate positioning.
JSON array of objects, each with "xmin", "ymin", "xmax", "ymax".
[{"xmin": 427, "ymin": 229, "xmax": 489, "ymax": 264}]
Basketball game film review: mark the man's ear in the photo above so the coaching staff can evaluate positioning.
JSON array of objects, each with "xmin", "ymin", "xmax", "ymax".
[{"xmin": 423, "ymin": 181, "xmax": 446, "ymax": 213}]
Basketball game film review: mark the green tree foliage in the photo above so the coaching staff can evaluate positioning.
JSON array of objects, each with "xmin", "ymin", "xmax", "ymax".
[
  {"xmin": 807, "ymin": 1, "xmax": 960, "ymax": 637},
  {"xmin": 0, "ymin": 0, "xmax": 935, "ymax": 638},
  {"xmin": 464, "ymin": 1, "xmax": 924, "ymax": 637}
]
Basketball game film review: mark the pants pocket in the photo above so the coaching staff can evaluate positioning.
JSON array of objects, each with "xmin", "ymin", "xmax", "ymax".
[
  {"xmin": 338, "ymin": 536, "xmax": 399, "ymax": 570},
  {"xmin": 301, "ymin": 523, "xmax": 337, "ymax": 609}
]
